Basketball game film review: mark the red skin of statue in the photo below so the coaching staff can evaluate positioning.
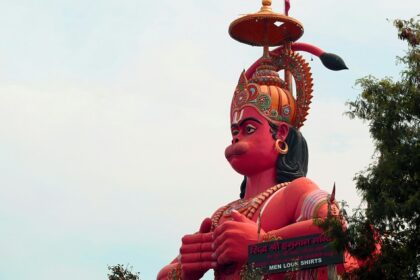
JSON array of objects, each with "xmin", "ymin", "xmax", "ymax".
[{"xmin": 157, "ymin": 107, "xmax": 357, "ymax": 280}]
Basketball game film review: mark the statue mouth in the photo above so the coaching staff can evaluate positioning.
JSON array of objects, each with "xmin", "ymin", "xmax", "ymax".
[{"xmin": 225, "ymin": 142, "xmax": 249, "ymax": 160}]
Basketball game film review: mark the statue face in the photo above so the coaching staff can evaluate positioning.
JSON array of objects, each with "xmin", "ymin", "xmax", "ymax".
[{"xmin": 225, "ymin": 106, "xmax": 289, "ymax": 176}]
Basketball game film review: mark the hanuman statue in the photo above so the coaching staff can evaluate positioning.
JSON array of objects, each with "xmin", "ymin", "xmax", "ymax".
[{"xmin": 158, "ymin": 1, "xmax": 356, "ymax": 279}]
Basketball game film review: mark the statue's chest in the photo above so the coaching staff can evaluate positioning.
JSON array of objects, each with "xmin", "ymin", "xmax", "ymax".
[
  {"xmin": 213, "ymin": 197, "xmax": 261, "ymax": 227},
  {"xmin": 211, "ymin": 183, "xmax": 289, "ymax": 230}
]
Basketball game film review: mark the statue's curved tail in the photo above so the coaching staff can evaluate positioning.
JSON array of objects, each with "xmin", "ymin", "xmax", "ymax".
[{"xmin": 245, "ymin": 42, "xmax": 348, "ymax": 79}]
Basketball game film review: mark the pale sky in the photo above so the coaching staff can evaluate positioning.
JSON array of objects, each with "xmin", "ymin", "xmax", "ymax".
[{"xmin": 0, "ymin": 0, "xmax": 418, "ymax": 279}]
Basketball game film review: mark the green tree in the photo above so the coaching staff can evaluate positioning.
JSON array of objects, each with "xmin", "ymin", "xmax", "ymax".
[
  {"xmin": 107, "ymin": 264, "xmax": 140, "ymax": 280},
  {"xmin": 322, "ymin": 16, "xmax": 419, "ymax": 279}
]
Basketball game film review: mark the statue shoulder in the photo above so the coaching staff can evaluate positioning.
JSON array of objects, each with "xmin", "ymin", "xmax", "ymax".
[
  {"xmin": 263, "ymin": 177, "xmax": 321, "ymax": 212},
  {"xmin": 260, "ymin": 178, "xmax": 321, "ymax": 227},
  {"xmin": 283, "ymin": 177, "xmax": 320, "ymax": 198}
]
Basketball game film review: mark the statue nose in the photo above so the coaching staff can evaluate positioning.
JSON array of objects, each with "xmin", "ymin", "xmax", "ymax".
[{"xmin": 232, "ymin": 137, "xmax": 239, "ymax": 144}]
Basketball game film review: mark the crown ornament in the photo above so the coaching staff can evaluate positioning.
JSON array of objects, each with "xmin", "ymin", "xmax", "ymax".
[{"xmin": 229, "ymin": 0, "xmax": 347, "ymax": 129}]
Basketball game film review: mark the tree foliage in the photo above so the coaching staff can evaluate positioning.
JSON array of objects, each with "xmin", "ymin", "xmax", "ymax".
[
  {"xmin": 329, "ymin": 16, "xmax": 419, "ymax": 279},
  {"xmin": 107, "ymin": 264, "xmax": 140, "ymax": 280}
]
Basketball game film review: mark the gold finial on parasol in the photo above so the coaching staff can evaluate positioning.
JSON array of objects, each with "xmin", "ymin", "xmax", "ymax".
[{"xmin": 260, "ymin": 0, "xmax": 272, "ymax": 12}]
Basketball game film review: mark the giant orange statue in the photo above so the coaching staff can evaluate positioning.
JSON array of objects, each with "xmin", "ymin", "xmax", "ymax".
[{"xmin": 157, "ymin": 1, "xmax": 354, "ymax": 279}]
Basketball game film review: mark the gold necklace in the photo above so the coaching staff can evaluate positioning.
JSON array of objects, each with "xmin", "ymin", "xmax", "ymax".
[{"xmin": 211, "ymin": 182, "xmax": 289, "ymax": 230}]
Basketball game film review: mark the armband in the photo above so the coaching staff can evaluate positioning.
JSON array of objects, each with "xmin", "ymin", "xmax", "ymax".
[{"xmin": 296, "ymin": 189, "xmax": 329, "ymax": 222}]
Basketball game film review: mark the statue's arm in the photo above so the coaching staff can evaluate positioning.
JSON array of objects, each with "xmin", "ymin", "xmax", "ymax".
[
  {"xmin": 263, "ymin": 178, "xmax": 336, "ymax": 240},
  {"xmin": 264, "ymin": 208, "xmax": 328, "ymax": 240}
]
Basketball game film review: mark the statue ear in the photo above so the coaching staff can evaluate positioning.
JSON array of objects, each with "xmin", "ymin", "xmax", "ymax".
[{"xmin": 276, "ymin": 122, "xmax": 289, "ymax": 142}]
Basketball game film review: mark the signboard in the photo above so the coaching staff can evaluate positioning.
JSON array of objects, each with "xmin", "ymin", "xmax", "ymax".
[{"xmin": 248, "ymin": 234, "xmax": 343, "ymax": 274}]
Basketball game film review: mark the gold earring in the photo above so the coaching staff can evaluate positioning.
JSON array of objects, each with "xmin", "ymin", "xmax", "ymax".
[{"xmin": 275, "ymin": 139, "xmax": 288, "ymax": 154}]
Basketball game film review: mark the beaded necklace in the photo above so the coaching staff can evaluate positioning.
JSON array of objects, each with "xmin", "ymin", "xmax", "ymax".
[{"xmin": 211, "ymin": 182, "xmax": 290, "ymax": 230}]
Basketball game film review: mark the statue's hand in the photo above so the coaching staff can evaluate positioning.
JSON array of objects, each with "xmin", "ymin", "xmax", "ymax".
[
  {"xmin": 212, "ymin": 210, "xmax": 265, "ymax": 265},
  {"xmin": 180, "ymin": 218, "xmax": 216, "ymax": 279}
]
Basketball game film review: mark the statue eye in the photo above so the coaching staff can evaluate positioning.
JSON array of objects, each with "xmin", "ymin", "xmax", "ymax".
[
  {"xmin": 232, "ymin": 129, "xmax": 239, "ymax": 136},
  {"xmin": 246, "ymin": 124, "xmax": 256, "ymax": 134}
]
